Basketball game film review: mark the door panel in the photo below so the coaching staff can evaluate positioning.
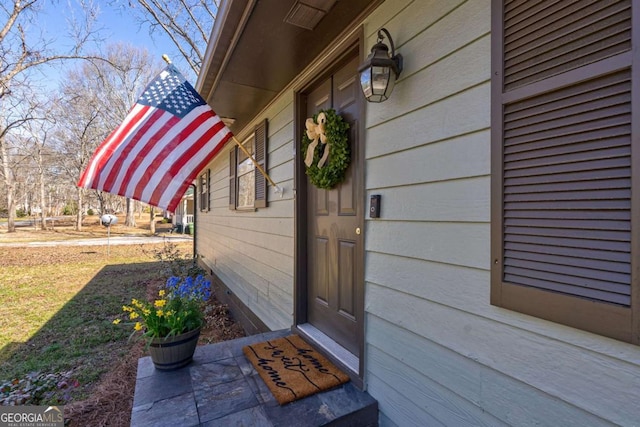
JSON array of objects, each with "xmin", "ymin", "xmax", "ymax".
[{"xmin": 305, "ymin": 54, "xmax": 362, "ymax": 356}]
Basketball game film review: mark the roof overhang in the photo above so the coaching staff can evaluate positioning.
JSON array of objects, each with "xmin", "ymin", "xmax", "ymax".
[{"xmin": 196, "ymin": 0, "xmax": 379, "ymax": 135}]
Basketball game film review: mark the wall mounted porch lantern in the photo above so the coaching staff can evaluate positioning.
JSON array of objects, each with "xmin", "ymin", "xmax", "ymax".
[{"xmin": 358, "ymin": 28, "xmax": 403, "ymax": 103}]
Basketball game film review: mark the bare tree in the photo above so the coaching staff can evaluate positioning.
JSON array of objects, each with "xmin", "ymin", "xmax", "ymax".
[
  {"xmin": 53, "ymin": 78, "xmax": 104, "ymax": 231},
  {"xmin": 52, "ymin": 43, "xmax": 162, "ymax": 230},
  {"xmin": 0, "ymin": 0, "xmax": 104, "ymax": 231},
  {"xmin": 92, "ymin": 43, "xmax": 161, "ymax": 227},
  {"xmin": 0, "ymin": 86, "xmax": 49, "ymax": 231},
  {"xmin": 20, "ymin": 110, "xmax": 58, "ymax": 230},
  {"xmin": 111, "ymin": 0, "xmax": 218, "ymax": 75}
]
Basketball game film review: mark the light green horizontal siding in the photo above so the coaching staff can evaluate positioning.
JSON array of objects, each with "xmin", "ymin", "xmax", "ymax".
[
  {"xmin": 197, "ymin": 95, "xmax": 295, "ymax": 331},
  {"xmin": 362, "ymin": 1, "xmax": 640, "ymax": 426}
]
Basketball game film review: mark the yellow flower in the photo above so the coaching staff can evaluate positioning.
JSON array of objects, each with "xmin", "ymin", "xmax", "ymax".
[
  {"xmin": 157, "ymin": 309, "xmax": 164, "ymax": 317},
  {"xmin": 130, "ymin": 311, "xmax": 139, "ymax": 320},
  {"xmin": 131, "ymin": 299, "xmax": 143, "ymax": 308},
  {"xmin": 154, "ymin": 299, "xmax": 167, "ymax": 308},
  {"xmin": 158, "ymin": 290, "xmax": 166, "ymax": 297},
  {"xmin": 134, "ymin": 322, "xmax": 143, "ymax": 331},
  {"xmin": 142, "ymin": 308, "xmax": 151, "ymax": 316},
  {"xmin": 122, "ymin": 305, "xmax": 132, "ymax": 312},
  {"xmin": 112, "ymin": 319, "xmax": 121, "ymax": 325}
]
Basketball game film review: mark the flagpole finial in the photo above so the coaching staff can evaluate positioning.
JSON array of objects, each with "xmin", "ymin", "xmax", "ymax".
[{"xmin": 162, "ymin": 54, "xmax": 172, "ymax": 64}]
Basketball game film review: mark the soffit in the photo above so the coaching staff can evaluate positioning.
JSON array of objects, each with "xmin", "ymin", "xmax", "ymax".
[{"xmin": 196, "ymin": 0, "xmax": 375, "ymax": 134}]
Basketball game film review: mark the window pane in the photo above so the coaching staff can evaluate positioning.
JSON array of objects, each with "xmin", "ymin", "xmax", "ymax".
[
  {"xmin": 236, "ymin": 137, "xmax": 255, "ymax": 209},
  {"xmin": 238, "ymin": 156, "xmax": 254, "ymax": 175},
  {"xmin": 200, "ymin": 173, "xmax": 207, "ymax": 210},
  {"xmin": 237, "ymin": 170, "xmax": 255, "ymax": 208}
]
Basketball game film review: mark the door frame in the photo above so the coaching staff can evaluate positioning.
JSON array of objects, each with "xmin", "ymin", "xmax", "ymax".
[{"xmin": 293, "ymin": 27, "xmax": 366, "ymax": 386}]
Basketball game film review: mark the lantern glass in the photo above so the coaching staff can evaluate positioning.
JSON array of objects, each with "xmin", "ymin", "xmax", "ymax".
[
  {"xmin": 360, "ymin": 69, "xmax": 373, "ymax": 99},
  {"xmin": 360, "ymin": 65, "xmax": 395, "ymax": 103},
  {"xmin": 372, "ymin": 66, "xmax": 391, "ymax": 93},
  {"xmin": 358, "ymin": 29, "xmax": 402, "ymax": 103}
]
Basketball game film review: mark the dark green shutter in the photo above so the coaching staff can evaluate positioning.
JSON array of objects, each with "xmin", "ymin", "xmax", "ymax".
[{"xmin": 254, "ymin": 119, "xmax": 268, "ymax": 208}]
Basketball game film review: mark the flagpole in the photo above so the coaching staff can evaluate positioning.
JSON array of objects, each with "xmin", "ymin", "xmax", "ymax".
[{"xmin": 231, "ymin": 135, "xmax": 283, "ymax": 196}]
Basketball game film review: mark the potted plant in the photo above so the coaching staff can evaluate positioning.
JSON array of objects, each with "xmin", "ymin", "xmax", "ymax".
[{"xmin": 114, "ymin": 274, "xmax": 211, "ymax": 370}]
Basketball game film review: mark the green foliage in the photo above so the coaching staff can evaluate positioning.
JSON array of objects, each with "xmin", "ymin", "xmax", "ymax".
[
  {"xmin": 86, "ymin": 208, "xmax": 95, "ymax": 216},
  {"xmin": 0, "ymin": 370, "xmax": 78, "ymax": 405},
  {"xmin": 61, "ymin": 204, "xmax": 77, "ymax": 216},
  {"xmin": 302, "ymin": 108, "xmax": 350, "ymax": 189},
  {"xmin": 15, "ymin": 208, "xmax": 27, "ymax": 218}
]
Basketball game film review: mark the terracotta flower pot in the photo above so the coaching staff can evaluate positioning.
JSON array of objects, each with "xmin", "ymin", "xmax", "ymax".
[{"xmin": 148, "ymin": 327, "xmax": 201, "ymax": 370}]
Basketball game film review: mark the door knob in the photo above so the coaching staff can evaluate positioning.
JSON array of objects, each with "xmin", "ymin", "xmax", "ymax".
[{"xmin": 356, "ymin": 227, "xmax": 361, "ymax": 235}]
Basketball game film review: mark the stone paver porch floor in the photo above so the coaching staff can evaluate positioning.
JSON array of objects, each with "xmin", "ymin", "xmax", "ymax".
[{"xmin": 131, "ymin": 329, "xmax": 378, "ymax": 427}]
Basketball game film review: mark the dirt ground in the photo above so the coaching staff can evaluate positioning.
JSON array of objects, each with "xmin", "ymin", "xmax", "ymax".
[{"xmin": 0, "ymin": 213, "xmax": 175, "ymax": 243}]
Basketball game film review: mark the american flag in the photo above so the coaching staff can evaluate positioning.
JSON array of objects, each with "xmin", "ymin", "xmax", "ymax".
[{"xmin": 77, "ymin": 64, "xmax": 232, "ymax": 212}]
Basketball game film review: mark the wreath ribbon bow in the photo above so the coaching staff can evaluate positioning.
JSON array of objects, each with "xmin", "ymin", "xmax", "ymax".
[
  {"xmin": 301, "ymin": 108, "xmax": 350, "ymax": 189},
  {"xmin": 304, "ymin": 112, "xmax": 329, "ymax": 168}
]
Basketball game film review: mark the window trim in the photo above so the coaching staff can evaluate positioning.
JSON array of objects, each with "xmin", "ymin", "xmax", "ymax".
[
  {"xmin": 236, "ymin": 135, "xmax": 256, "ymax": 210},
  {"xmin": 229, "ymin": 119, "xmax": 268, "ymax": 210}
]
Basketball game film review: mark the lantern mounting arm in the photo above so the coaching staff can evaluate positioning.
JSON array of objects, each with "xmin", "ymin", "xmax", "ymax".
[{"xmin": 376, "ymin": 28, "xmax": 403, "ymax": 78}]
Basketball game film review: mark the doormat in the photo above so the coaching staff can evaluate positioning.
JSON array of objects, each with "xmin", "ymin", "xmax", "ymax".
[{"xmin": 243, "ymin": 334, "xmax": 350, "ymax": 405}]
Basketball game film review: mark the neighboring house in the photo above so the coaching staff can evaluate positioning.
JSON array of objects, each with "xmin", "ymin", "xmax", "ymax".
[
  {"xmin": 172, "ymin": 186, "xmax": 194, "ymax": 232},
  {"xmin": 194, "ymin": 1, "xmax": 640, "ymax": 425}
]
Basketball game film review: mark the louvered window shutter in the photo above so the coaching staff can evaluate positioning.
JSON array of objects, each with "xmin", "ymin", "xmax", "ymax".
[
  {"xmin": 199, "ymin": 172, "xmax": 207, "ymax": 212},
  {"xmin": 206, "ymin": 169, "xmax": 211, "ymax": 212},
  {"xmin": 229, "ymin": 149, "xmax": 237, "ymax": 210},
  {"xmin": 254, "ymin": 119, "xmax": 268, "ymax": 208},
  {"xmin": 491, "ymin": 0, "xmax": 637, "ymax": 343}
]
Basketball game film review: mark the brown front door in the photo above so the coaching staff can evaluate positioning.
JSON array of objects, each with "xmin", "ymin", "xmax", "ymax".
[{"xmin": 304, "ymin": 53, "xmax": 363, "ymax": 357}]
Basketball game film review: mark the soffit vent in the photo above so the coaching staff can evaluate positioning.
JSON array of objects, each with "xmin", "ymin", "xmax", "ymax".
[{"xmin": 284, "ymin": 0, "xmax": 337, "ymax": 30}]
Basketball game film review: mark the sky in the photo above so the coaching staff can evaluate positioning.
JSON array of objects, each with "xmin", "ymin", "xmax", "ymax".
[{"xmin": 31, "ymin": 0, "xmax": 195, "ymax": 88}]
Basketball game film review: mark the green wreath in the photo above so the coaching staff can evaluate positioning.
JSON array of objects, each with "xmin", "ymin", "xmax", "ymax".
[{"xmin": 301, "ymin": 109, "xmax": 350, "ymax": 189}]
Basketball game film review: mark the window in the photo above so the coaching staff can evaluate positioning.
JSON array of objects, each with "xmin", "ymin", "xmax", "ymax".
[
  {"xmin": 237, "ymin": 137, "xmax": 255, "ymax": 209},
  {"xmin": 229, "ymin": 119, "xmax": 268, "ymax": 210},
  {"xmin": 199, "ymin": 169, "xmax": 210, "ymax": 212},
  {"xmin": 491, "ymin": 0, "xmax": 638, "ymax": 344}
]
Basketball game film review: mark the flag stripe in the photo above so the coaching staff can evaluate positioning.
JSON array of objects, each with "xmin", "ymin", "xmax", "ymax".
[
  {"xmin": 152, "ymin": 119, "xmax": 231, "ymax": 208},
  {"xmin": 97, "ymin": 107, "xmax": 166, "ymax": 191},
  {"xmin": 77, "ymin": 64, "xmax": 234, "ymax": 212},
  {"xmin": 115, "ymin": 112, "xmax": 180, "ymax": 197},
  {"xmin": 129, "ymin": 106, "xmax": 215, "ymax": 201},
  {"xmin": 78, "ymin": 104, "xmax": 152, "ymax": 188},
  {"xmin": 162, "ymin": 129, "xmax": 233, "ymax": 210}
]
